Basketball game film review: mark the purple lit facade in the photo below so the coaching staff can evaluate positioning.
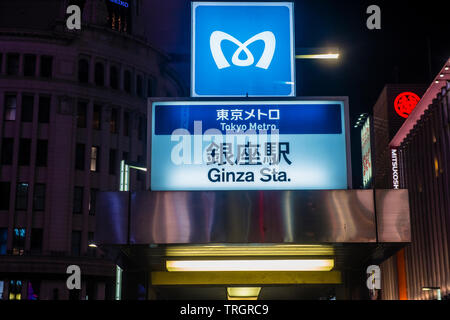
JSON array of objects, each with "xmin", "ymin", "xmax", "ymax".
[{"xmin": 0, "ymin": 0, "xmax": 184, "ymax": 300}]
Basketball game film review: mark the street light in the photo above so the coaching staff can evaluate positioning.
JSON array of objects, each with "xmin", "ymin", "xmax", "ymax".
[
  {"xmin": 296, "ymin": 47, "xmax": 340, "ymax": 60},
  {"xmin": 119, "ymin": 160, "xmax": 147, "ymax": 191},
  {"xmin": 422, "ymin": 287, "xmax": 441, "ymax": 300},
  {"xmin": 296, "ymin": 53, "xmax": 339, "ymax": 59}
]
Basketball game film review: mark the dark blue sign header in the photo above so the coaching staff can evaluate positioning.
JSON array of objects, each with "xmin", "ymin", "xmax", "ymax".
[{"xmin": 154, "ymin": 103, "xmax": 342, "ymax": 135}]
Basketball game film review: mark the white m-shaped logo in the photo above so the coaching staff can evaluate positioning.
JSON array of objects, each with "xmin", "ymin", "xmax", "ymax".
[{"xmin": 210, "ymin": 31, "xmax": 276, "ymax": 69}]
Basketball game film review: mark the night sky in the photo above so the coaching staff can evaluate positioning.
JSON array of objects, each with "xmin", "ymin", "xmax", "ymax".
[{"xmin": 143, "ymin": 0, "xmax": 450, "ymax": 186}]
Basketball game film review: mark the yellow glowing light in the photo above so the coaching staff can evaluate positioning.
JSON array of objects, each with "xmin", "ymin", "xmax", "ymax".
[
  {"xmin": 296, "ymin": 54, "xmax": 339, "ymax": 59},
  {"xmin": 165, "ymin": 244, "xmax": 334, "ymax": 257},
  {"xmin": 166, "ymin": 259, "xmax": 334, "ymax": 272},
  {"xmin": 227, "ymin": 287, "xmax": 261, "ymax": 300}
]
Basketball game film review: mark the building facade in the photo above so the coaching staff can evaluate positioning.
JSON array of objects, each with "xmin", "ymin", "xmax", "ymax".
[
  {"xmin": 0, "ymin": 0, "xmax": 184, "ymax": 300},
  {"xmin": 379, "ymin": 60, "xmax": 450, "ymax": 300},
  {"xmin": 372, "ymin": 84, "xmax": 426, "ymax": 189}
]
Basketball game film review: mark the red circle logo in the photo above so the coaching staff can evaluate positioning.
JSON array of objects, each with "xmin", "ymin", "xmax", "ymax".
[{"xmin": 394, "ymin": 92, "xmax": 420, "ymax": 118}]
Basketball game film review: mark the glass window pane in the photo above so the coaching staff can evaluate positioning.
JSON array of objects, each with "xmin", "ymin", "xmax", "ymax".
[
  {"xmin": 21, "ymin": 95, "xmax": 34, "ymax": 122},
  {"xmin": 16, "ymin": 183, "xmax": 29, "ymax": 210},
  {"xmin": 77, "ymin": 102, "xmax": 87, "ymax": 128},
  {"xmin": 93, "ymin": 105, "xmax": 101, "ymax": 130},
  {"xmin": 30, "ymin": 229, "xmax": 43, "ymax": 255},
  {"xmin": 124, "ymin": 112, "xmax": 129, "ymax": 136},
  {"xmin": 71, "ymin": 231, "xmax": 81, "ymax": 256},
  {"xmin": 0, "ymin": 228, "xmax": 7, "ymax": 255},
  {"xmin": 109, "ymin": 149, "xmax": 116, "ymax": 175},
  {"xmin": 24, "ymin": 55, "xmax": 36, "ymax": 77},
  {"xmin": 78, "ymin": 59, "xmax": 89, "ymax": 83},
  {"xmin": 110, "ymin": 66, "xmax": 118, "ymax": 89},
  {"xmin": 90, "ymin": 146, "xmax": 99, "ymax": 172},
  {"xmin": 12, "ymin": 228, "xmax": 25, "ymax": 256},
  {"xmin": 110, "ymin": 108, "xmax": 118, "ymax": 133},
  {"xmin": 40, "ymin": 56, "xmax": 52, "ymax": 78},
  {"xmin": 33, "ymin": 184, "xmax": 46, "ymax": 211},
  {"xmin": 4, "ymin": 94, "xmax": 17, "ymax": 121},
  {"xmin": 0, "ymin": 182, "xmax": 11, "ymax": 210},
  {"xmin": 75, "ymin": 144, "xmax": 85, "ymax": 170},
  {"xmin": 38, "ymin": 96, "xmax": 50, "ymax": 123},
  {"xmin": 89, "ymin": 189, "xmax": 98, "ymax": 216},
  {"xmin": 94, "ymin": 63, "xmax": 104, "ymax": 86},
  {"xmin": 124, "ymin": 70, "xmax": 131, "ymax": 93},
  {"xmin": 6, "ymin": 53, "xmax": 19, "ymax": 75},
  {"xmin": 36, "ymin": 140, "xmax": 48, "ymax": 167},
  {"xmin": 18, "ymin": 139, "xmax": 31, "ymax": 166},
  {"xmin": 1, "ymin": 138, "xmax": 14, "ymax": 165},
  {"xmin": 73, "ymin": 187, "xmax": 83, "ymax": 213}
]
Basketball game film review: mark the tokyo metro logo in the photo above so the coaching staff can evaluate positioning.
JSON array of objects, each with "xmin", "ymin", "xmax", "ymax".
[
  {"xmin": 210, "ymin": 31, "xmax": 276, "ymax": 69},
  {"xmin": 192, "ymin": 2, "xmax": 294, "ymax": 97}
]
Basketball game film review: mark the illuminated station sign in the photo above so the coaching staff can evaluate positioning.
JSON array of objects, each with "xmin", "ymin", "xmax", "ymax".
[
  {"xmin": 149, "ymin": 100, "xmax": 350, "ymax": 191},
  {"xmin": 191, "ymin": 2, "xmax": 295, "ymax": 97}
]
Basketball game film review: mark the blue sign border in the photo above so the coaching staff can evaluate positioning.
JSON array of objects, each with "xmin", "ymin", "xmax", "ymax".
[{"xmin": 191, "ymin": 2, "xmax": 296, "ymax": 97}]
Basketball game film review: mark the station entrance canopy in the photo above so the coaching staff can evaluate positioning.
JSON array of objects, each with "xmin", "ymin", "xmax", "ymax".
[{"xmin": 95, "ymin": 189, "xmax": 410, "ymax": 289}]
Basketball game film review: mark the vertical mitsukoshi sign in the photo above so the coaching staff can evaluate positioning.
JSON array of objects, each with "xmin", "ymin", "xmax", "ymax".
[{"xmin": 361, "ymin": 117, "xmax": 372, "ymax": 188}]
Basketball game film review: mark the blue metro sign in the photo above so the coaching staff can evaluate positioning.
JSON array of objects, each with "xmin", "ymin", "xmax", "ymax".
[{"xmin": 191, "ymin": 2, "xmax": 296, "ymax": 97}]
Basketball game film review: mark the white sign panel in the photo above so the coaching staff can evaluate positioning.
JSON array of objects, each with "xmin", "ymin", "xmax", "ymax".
[{"xmin": 149, "ymin": 100, "xmax": 350, "ymax": 191}]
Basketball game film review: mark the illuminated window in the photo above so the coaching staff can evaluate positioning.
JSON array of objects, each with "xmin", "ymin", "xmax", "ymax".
[
  {"xmin": 110, "ymin": 108, "xmax": 118, "ymax": 133},
  {"xmin": 18, "ymin": 139, "xmax": 31, "ymax": 166},
  {"xmin": 75, "ymin": 144, "xmax": 85, "ymax": 170},
  {"xmin": 0, "ymin": 228, "xmax": 7, "ymax": 255},
  {"xmin": 4, "ymin": 94, "xmax": 17, "ymax": 121},
  {"xmin": 15, "ymin": 183, "xmax": 29, "ymax": 210},
  {"xmin": 36, "ymin": 140, "xmax": 48, "ymax": 167},
  {"xmin": 38, "ymin": 96, "xmax": 50, "ymax": 123},
  {"xmin": 434, "ymin": 157, "xmax": 439, "ymax": 177},
  {"xmin": 94, "ymin": 62, "xmax": 104, "ymax": 86},
  {"xmin": 21, "ymin": 95, "xmax": 34, "ymax": 122},
  {"xmin": 93, "ymin": 104, "xmax": 102, "ymax": 130},
  {"xmin": 73, "ymin": 187, "xmax": 83, "ymax": 214},
  {"xmin": 40, "ymin": 56, "xmax": 53, "ymax": 78},
  {"xmin": 12, "ymin": 228, "xmax": 25, "ymax": 256},
  {"xmin": 78, "ymin": 59, "xmax": 89, "ymax": 83},
  {"xmin": 33, "ymin": 184, "xmax": 46, "ymax": 211},
  {"xmin": 77, "ymin": 101, "xmax": 87, "ymax": 128},
  {"xmin": 90, "ymin": 146, "xmax": 99, "ymax": 172},
  {"xmin": 6, "ymin": 53, "xmax": 19, "ymax": 75},
  {"xmin": 106, "ymin": 0, "xmax": 131, "ymax": 33},
  {"xmin": 1, "ymin": 138, "xmax": 13, "ymax": 165},
  {"xmin": 24, "ymin": 54, "xmax": 36, "ymax": 77},
  {"xmin": 9, "ymin": 280, "xmax": 22, "ymax": 300},
  {"xmin": 110, "ymin": 66, "xmax": 119, "ymax": 89},
  {"xmin": 0, "ymin": 182, "xmax": 11, "ymax": 210}
]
